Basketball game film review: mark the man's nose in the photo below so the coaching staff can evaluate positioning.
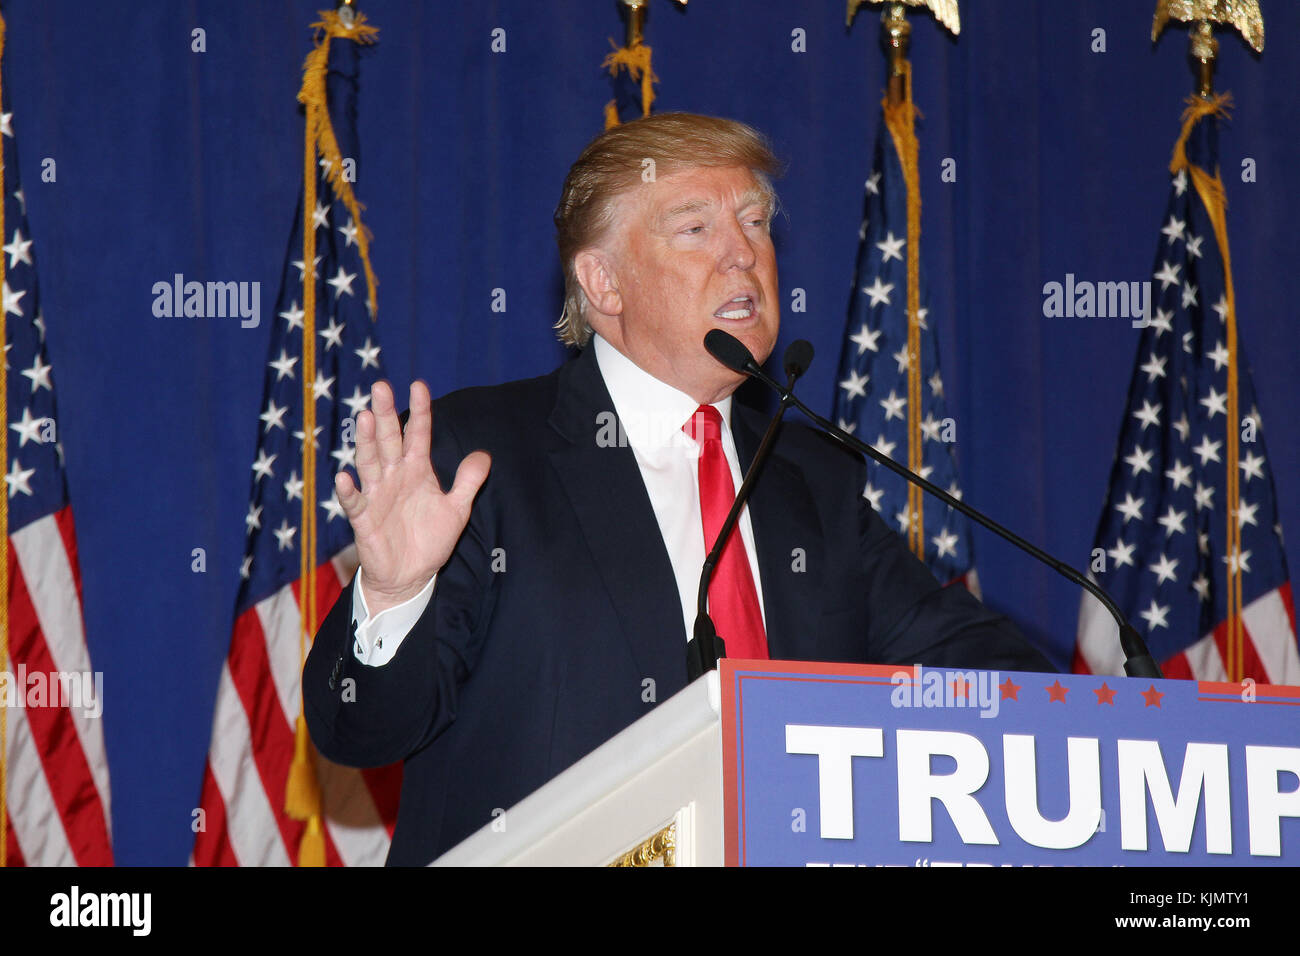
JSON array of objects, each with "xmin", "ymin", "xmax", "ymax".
[{"xmin": 717, "ymin": 218, "xmax": 757, "ymax": 271}]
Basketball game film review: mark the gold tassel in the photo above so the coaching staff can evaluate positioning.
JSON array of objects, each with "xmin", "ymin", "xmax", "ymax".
[
  {"xmin": 604, "ymin": 99, "xmax": 621, "ymax": 130},
  {"xmin": 298, "ymin": 815, "xmax": 326, "ymax": 868},
  {"xmin": 285, "ymin": 715, "xmax": 322, "ymax": 821}
]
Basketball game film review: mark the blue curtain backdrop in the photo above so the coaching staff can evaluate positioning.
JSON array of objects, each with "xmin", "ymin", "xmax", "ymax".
[{"xmin": 5, "ymin": 0, "xmax": 1296, "ymax": 864}]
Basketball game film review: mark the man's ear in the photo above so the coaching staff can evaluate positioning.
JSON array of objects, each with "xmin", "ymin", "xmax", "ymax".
[{"xmin": 573, "ymin": 249, "xmax": 622, "ymax": 319}]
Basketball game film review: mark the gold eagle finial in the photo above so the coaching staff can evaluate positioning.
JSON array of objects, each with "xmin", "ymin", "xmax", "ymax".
[
  {"xmin": 1152, "ymin": 0, "xmax": 1263, "ymax": 52},
  {"xmin": 847, "ymin": 0, "xmax": 959, "ymax": 36}
]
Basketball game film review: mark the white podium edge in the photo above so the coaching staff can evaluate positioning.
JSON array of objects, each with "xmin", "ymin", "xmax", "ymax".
[{"xmin": 431, "ymin": 669, "xmax": 722, "ymax": 866}]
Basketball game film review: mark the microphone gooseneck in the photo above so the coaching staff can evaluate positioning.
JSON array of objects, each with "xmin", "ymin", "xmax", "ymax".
[
  {"xmin": 703, "ymin": 329, "xmax": 1162, "ymax": 680},
  {"xmin": 687, "ymin": 338, "xmax": 810, "ymax": 680}
]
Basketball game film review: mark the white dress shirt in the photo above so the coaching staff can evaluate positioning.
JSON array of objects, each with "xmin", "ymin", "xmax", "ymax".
[{"xmin": 349, "ymin": 332, "xmax": 766, "ymax": 666}]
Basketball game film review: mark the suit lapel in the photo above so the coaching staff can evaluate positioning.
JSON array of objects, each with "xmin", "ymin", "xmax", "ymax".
[
  {"xmin": 546, "ymin": 346, "xmax": 688, "ymax": 691},
  {"xmin": 731, "ymin": 408, "xmax": 826, "ymax": 662}
]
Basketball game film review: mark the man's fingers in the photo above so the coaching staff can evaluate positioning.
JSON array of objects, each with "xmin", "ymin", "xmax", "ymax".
[
  {"xmin": 371, "ymin": 380, "xmax": 404, "ymax": 471},
  {"xmin": 353, "ymin": 403, "xmax": 382, "ymax": 492},
  {"xmin": 446, "ymin": 451, "xmax": 492, "ymax": 512},
  {"xmin": 335, "ymin": 470, "xmax": 366, "ymax": 521},
  {"xmin": 403, "ymin": 380, "xmax": 433, "ymax": 465}
]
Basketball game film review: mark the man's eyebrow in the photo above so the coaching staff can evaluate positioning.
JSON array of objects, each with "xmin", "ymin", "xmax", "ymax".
[
  {"xmin": 658, "ymin": 198, "xmax": 712, "ymax": 224},
  {"xmin": 657, "ymin": 190, "xmax": 772, "ymax": 226},
  {"xmin": 736, "ymin": 189, "xmax": 771, "ymax": 212}
]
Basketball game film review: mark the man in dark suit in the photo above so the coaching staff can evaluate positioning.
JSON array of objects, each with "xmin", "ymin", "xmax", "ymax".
[{"xmin": 304, "ymin": 113, "xmax": 1050, "ymax": 866}]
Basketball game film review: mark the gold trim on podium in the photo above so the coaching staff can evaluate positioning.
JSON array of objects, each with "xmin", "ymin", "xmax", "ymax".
[{"xmin": 608, "ymin": 822, "xmax": 677, "ymax": 867}]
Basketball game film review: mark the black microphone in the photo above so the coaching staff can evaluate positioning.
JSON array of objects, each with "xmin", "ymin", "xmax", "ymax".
[
  {"xmin": 783, "ymin": 339, "xmax": 814, "ymax": 381},
  {"xmin": 686, "ymin": 339, "xmax": 810, "ymax": 681},
  {"xmin": 703, "ymin": 329, "xmax": 1162, "ymax": 679}
]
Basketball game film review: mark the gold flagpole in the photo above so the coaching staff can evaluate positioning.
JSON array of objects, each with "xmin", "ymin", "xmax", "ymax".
[
  {"xmin": 283, "ymin": 0, "xmax": 379, "ymax": 867},
  {"xmin": 848, "ymin": 1, "xmax": 959, "ymax": 562},
  {"xmin": 1153, "ymin": 1, "xmax": 1263, "ymax": 683}
]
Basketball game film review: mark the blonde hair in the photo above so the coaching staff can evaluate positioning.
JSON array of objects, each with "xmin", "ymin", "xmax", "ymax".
[{"xmin": 553, "ymin": 112, "xmax": 782, "ymax": 347}]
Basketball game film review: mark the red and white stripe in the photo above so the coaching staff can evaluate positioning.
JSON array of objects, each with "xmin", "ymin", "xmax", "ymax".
[
  {"xmin": 947, "ymin": 568, "xmax": 981, "ymax": 600},
  {"xmin": 3, "ymin": 507, "xmax": 113, "ymax": 866},
  {"xmin": 191, "ymin": 546, "xmax": 402, "ymax": 867},
  {"xmin": 1075, "ymin": 581, "xmax": 1300, "ymax": 685}
]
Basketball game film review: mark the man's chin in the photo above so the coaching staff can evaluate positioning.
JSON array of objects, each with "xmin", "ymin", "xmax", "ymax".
[
  {"xmin": 734, "ymin": 330, "xmax": 779, "ymax": 369},
  {"xmin": 705, "ymin": 321, "xmax": 778, "ymax": 366}
]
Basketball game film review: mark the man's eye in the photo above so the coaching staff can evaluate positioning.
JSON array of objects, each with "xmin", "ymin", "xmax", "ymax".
[
  {"xmin": 681, "ymin": 225, "xmax": 704, "ymax": 235},
  {"xmin": 746, "ymin": 217, "xmax": 769, "ymax": 228}
]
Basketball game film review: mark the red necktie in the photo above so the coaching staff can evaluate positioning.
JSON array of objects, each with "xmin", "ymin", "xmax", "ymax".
[{"xmin": 682, "ymin": 405, "xmax": 769, "ymax": 660}]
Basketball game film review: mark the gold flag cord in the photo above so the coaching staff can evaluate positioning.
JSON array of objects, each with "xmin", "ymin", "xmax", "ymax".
[
  {"xmin": 601, "ymin": 40, "xmax": 657, "ymax": 129},
  {"xmin": 1170, "ymin": 93, "xmax": 1244, "ymax": 680},
  {"xmin": 882, "ymin": 60, "xmax": 926, "ymax": 560},
  {"xmin": 284, "ymin": 7, "xmax": 379, "ymax": 867},
  {"xmin": 0, "ymin": 8, "xmax": 9, "ymax": 870}
]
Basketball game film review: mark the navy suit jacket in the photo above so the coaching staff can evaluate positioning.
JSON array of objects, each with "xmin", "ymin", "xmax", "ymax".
[{"xmin": 304, "ymin": 343, "xmax": 1051, "ymax": 865}]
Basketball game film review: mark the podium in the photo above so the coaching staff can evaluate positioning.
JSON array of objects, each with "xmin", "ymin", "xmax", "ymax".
[
  {"xmin": 432, "ymin": 668, "xmax": 724, "ymax": 866},
  {"xmin": 434, "ymin": 660, "xmax": 1300, "ymax": 866}
]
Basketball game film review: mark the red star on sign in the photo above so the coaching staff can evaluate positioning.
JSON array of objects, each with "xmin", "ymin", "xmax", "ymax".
[
  {"xmin": 952, "ymin": 676, "xmax": 969, "ymax": 700},
  {"xmin": 1000, "ymin": 677, "xmax": 1020, "ymax": 701},
  {"xmin": 1141, "ymin": 685, "xmax": 1164, "ymax": 708},
  {"xmin": 1094, "ymin": 682, "xmax": 1116, "ymax": 705},
  {"xmin": 1046, "ymin": 680, "xmax": 1069, "ymax": 703}
]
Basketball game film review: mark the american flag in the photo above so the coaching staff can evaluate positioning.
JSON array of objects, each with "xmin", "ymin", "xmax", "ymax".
[
  {"xmin": 0, "ymin": 70, "xmax": 114, "ymax": 864},
  {"xmin": 191, "ymin": 21, "xmax": 401, "ymax": 866},
  {"xmin": 1075, "ymin": 100, "xmax": 1299, "ymax": 684},
  {"xmin": 831, "ymin": 106, "xmax": 978, "ymax": 592}
]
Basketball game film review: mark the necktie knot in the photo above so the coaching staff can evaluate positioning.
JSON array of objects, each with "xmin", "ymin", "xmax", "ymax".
[{"xmin": 682, "ymin": 404, "xmax": 723, "ymax": 444}]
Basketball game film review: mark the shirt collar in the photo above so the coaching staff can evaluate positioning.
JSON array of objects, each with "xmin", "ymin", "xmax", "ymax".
[{"xmin": 592, "ymin": 333, "xmax": 733, "ymax": 454}]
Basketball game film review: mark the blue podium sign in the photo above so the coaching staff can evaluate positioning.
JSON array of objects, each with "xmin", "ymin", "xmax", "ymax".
[{"xmin": 719, "ymin": 660, "xmax": 1300, "ymax": 866}]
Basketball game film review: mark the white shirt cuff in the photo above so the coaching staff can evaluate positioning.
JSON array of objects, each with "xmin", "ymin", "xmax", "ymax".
[{"xmin": 350, "ymin": 572, "xmax": 438, "ymax": 667}]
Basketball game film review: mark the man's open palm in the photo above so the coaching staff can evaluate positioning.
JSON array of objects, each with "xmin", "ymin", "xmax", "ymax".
[{"xmin": 335, "ymin": 380, "xmax": 491, "ymax": 614}]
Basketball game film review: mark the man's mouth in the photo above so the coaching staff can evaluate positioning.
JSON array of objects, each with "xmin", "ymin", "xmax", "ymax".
[{"xmin": 713, "ymin": 294, "xmax": 756, "ymax": 320}]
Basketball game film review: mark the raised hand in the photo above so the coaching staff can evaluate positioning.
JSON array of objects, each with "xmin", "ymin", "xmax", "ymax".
[{"xmin": 335, "ymin": 380, "xmax": 491, "ymax": 615}]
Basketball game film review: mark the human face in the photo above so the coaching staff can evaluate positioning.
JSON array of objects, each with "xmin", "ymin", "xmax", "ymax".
[{"xmin": 591, "ymin": 165, "xmax": 780, "ymax": 406}]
